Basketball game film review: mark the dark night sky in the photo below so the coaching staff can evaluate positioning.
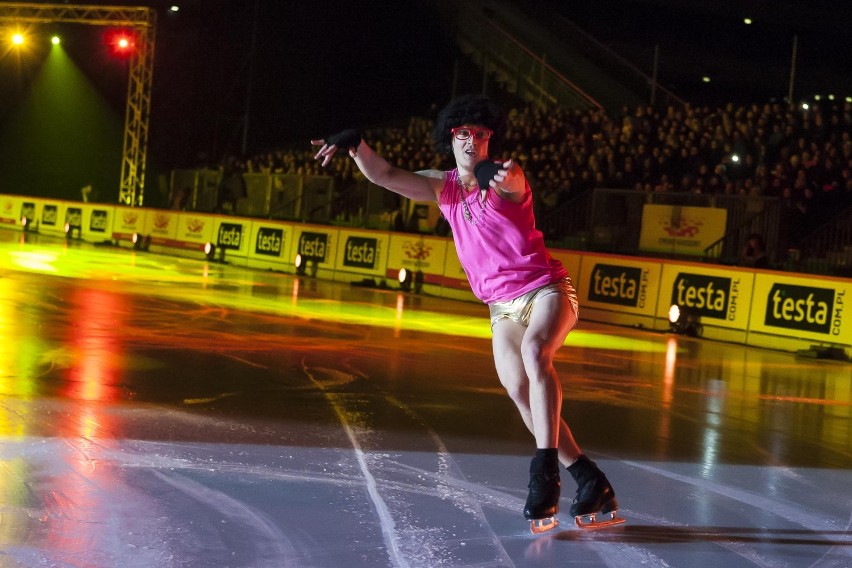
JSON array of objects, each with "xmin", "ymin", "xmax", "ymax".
[
  {"xmin": 2, "ymin": 0, "xmax": 850, "ymax": 183},
  {"xmin": 143, "ymin": 1, "xmax": 457, "ymax": 166}
]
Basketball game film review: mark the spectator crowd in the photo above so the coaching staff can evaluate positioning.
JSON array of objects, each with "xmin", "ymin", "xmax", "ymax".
[{"xmin": 220, "ymin": 99, "xmax": 852, "ymax": 249}]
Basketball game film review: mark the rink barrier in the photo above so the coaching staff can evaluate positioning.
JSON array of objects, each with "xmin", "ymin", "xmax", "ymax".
[{"xmin": 0, "ymin": 194, "xmax": 849, "ymax": 357}]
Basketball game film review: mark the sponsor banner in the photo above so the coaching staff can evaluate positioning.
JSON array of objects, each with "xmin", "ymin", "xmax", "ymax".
[
  {"xmin": 657, "ymin": 264, "xmax": 754, "ymax": 330},
  {"xmin": 65, "ymin": 206, "xmax": 83, "ymax": 231},
  {"xmin": 639, "ymin": 204, "xmax": 727, "ymax": 256},
  {"xmin": 334, "ymin": 229, "xmax": 388, "ymax": 276},
  {"xmin": 39, "ymin": 201, "xmax": 67, "ymax": 235},
  {"xmin": 211, "ymin": 219, "xmax": 249, "ymax": 256},
  {"xmin": 750, "ymin": 273, "xmax": 850, "ymax": 345},
  {"xmin": 292, "ymin": 226, "xmax": 338, "ymax": 268},
  {"xmin": 577, "ymin": 255, "xmax": 662, "ymax": 316},
  {"xmin": 248, "ymin": 222, "xmax": 293, "ymax": 264},
  {"xmin": 0, "ymin": 195, "xmax": 23, "ymax": 225},
  {"xmin": 20, "ymin": 199, "xmax": 39, "ymax": 230},
  {"xmin": 386, "ymin": 234, "xmax": 448, "ymax": 281},
  {"xmin": 81, "ymin": 206, "xmax": 112, "ymax": 239},
  {"xmin": 174, "ymin": 213, "xmax": 215, "ymax": 247},
  {"xmin": 145, "ymin": 210, "xmax": 180, "ymax": 241},
  {"xmin": 113, "ymin": 206, "xmax": 147, "ymax": 239}
]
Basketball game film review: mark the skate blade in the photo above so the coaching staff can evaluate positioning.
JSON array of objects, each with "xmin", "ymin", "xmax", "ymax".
[
  {"xmin": 529, "ymin": 516, "xmax": 558, "ymax": 534},
  {"xmin": 574, "ymin": 510, "xmax": 625, "ymax": 530}
]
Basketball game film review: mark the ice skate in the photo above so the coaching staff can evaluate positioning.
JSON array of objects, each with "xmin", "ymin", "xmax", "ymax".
[
  {"xmin": 523, "ymin": 471, "xmax": 560, "ymax": 534},
  {"xmin": 567, "ymin": 455, "xmax": 625, "ymax": 530}
]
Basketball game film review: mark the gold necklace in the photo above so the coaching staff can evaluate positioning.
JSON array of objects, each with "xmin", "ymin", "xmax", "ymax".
[{"xmin": 458, "ymin": 173, "xmax": 486, "ymax": 225}]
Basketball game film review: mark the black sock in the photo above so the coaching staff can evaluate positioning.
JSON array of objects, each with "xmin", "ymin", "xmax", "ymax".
[
  {"xmin": 567, "ymin": 454, "xmax": 601, "ymax": 485},
  {"xmin": 530, "ymin": 448, "xmax": 559, "ymax": 474}
]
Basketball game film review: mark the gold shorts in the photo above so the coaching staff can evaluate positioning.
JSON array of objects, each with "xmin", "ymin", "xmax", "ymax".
[{"xmin": 488, "ymin": 278, "xmax": 579, "ymax": 328}]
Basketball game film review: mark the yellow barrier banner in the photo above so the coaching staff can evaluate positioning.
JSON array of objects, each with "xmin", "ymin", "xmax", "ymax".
[
  {"xmin": 208, "ymin": 218, "xmax": 250, "ymax": 257},
  {"xmin": 750, "ymin": 273, "xmax": 850, "ymax": 346},
  {"xmin": 38, "ymin": 201, "xmax": 68, "ymax": 236},
  {"xmin": 387, "ymin": 234, "xmax": 448, "ymax": 280},
  {"xmin": 113, "ymin": 206, "xmax": 147, "ymax": 240},
  {"xmin": 291, "ymin": 226, "xmax": 338, "ymax": 272},
  {"xmin": 577, "ymin": 255, "xmax": 662, "ymax": 316},
  {"xmin": 175, "ymin": 214, "xmax": 214, "ymax": 247},
  {"xmin": 441, "ymin": 241, "xmax": 473, "ymax": 291},
  {"xmin": 0, "ymin": 195, "xmax": 23, "ymax": 226},
  {"xmin": 639, "ymin": 205, "xmax": 727, "ymax": 256},
  {"xmin": 657, "ymin": 264, "xmax": 755, "ymax": 330},
  {"xmin": 145, "ymin": 210, "xmax": 180, "ymax": 242},
  {"xmin": 80, "ymin": 205, "xmax": 113, "ymax": 241},
  {"xmin": 19, "ymin": 199, "xmax": 39, "ymax": 230},
  {"xmin": 334, "ymin": 229, "xmax": 389, "ymax": 277},
  {"xmin": 247, "ymin": 222, "xmax": 294, "ymax": 266}
]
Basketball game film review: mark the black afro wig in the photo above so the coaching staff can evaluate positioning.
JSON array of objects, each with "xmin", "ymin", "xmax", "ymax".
[{"xmin": 431, "ymin": 94, "xmax": 505, "ymax": 157}]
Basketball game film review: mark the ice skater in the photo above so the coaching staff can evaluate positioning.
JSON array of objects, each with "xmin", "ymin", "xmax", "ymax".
[{"xmin": 312, "ymin": 94, "xmax": 621, "ymax": 532}]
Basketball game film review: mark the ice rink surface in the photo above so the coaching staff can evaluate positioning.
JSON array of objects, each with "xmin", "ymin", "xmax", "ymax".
[{"xmin": 0, "ymin": 231, "xmax": 849, "ymax": 567}]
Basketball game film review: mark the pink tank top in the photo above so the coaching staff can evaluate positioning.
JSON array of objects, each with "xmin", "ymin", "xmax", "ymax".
[{"xmin": 438, "ymin": 168, "xmax": 568, "ymax": 304}]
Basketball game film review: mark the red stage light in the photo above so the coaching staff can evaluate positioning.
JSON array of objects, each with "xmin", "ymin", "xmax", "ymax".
[{"xmin": 106, "ymin": 29, "xmax": 136, "ymax": 57}]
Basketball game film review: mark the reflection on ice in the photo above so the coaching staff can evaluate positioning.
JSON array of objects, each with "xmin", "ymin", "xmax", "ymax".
[{"xmin": 0, "ymin": 233, "xmax": 850, "ymax": 567}]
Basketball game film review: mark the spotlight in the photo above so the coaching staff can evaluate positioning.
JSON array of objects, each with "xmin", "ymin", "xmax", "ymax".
[
  {"xmin": 668, "ymin": 304, "xmax": 702, "ymax": 337},
  {"xmin": 668, "ymin": 304, "xmax": 680, "ymax": 325},
  {"xmin": 294, "ymin": 254, "xmax": 317, "ymax": 276},
  {"xmin": 398, "ymin": 268, "xmax": 412, "ymax": 292},
  {"xmin": 106, "ymin": 29, "xmax": 136, "ymax": 57},
  {"xmin": 12, "ymin": 33, "xmax": 24, "ymax": 46},
  {"xmin": 64, "ymin": 222, "xmax": 80, "ymax": 240},
  {"xmin": 132, "ymin": 232, "xmax": 150, "ymax": 251},
  {"xmin": 51, "ymin": 35, "xmax": 61, "ymax": 45}
]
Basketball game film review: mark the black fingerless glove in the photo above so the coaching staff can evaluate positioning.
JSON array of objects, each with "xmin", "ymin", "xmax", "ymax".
[
  {"xmin": 474, "ymin": 160, "xmax": 500, "ymax": 189},
  {"xmin": 327, "ymin": 129, "xmax": 362, "ymax": 150}
]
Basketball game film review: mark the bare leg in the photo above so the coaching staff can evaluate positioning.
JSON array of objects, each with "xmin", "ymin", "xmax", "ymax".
[{"xmin": 491, "ymin": 292, "xmax": 582, "ymax": 466}]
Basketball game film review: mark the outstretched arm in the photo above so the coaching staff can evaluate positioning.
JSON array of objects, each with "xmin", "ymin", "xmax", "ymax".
[{"xmin": 312, "ymin": 133, "xmax": 442, "ymax": 203}]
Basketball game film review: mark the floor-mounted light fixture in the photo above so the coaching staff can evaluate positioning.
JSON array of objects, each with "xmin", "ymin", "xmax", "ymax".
[{"xmin": 668, "ymin": 304, "xmax": 702, "ymax": 337}]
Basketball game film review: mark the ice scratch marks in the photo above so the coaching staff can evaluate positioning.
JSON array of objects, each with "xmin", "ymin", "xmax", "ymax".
[
  {"xmin": 807, "ymin": 506, "xmax": 852, "ymax": 568},
  {"xmin": 302, "ymin": 363, "xmax": 410, "ymax": 568},
  {"xmin": 301, "ymin": 360, "xmax": 516, "ymax": 568},
  {"xmin": 380, "ymin": 392, "xmax": 515, "ymax": 567},
  {"xmin": 151, "ymin": 470, "xmax": 301, "ymax": 568},
  {"xmin": 623, "ymin": 460, "xmax": 852, "ymax": 565}
]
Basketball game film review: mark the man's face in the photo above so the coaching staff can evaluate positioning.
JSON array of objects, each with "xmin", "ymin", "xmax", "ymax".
[{"xmin": 451, "ymin": 124, "xmax": 491, "ymax": 170}]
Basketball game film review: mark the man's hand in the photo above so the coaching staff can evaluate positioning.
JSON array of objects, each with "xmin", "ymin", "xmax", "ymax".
[
  {"xmin": 492, "ymin": 159, "xmax": 525, "ymax": 195},
  {"xmin": 311, "ymin": 129, "xmax": 362, "ymax": 167}
]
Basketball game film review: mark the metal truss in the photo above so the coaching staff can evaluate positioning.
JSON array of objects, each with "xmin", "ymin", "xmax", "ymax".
[{"xmin": 0, "ymin": 3, "xmax": 156, "ymax": 206}]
